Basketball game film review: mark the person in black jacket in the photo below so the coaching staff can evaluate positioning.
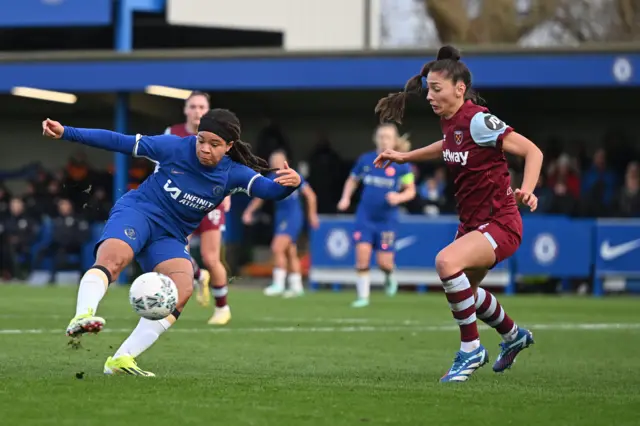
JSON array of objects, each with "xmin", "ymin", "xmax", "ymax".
[
  {"xmin": 36, "ymin": 198, "xmax": 90, "ymax": 280},
  {"xmin": 1, "ymin": 198, "xmax": 41, "ymax": 280}
]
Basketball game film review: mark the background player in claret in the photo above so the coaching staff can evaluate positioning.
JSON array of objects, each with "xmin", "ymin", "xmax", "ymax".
[
  {"xmin": 242, "ymin": 150, "xmax": 319, "ymax": 298},
  {"xmin": 42, "ymin": 109, "xmax": 302, "ymax": 376},
  {"xmin": 374, "ymin": 46, "xmax": 543, "ymax": 382},
  {"xmin": 337, "ymin": 124, "xmax": 416, "ymax": 308},
  {"xmin": 164, "ymin": 91, "xmax": 232, "ymax": 325}
]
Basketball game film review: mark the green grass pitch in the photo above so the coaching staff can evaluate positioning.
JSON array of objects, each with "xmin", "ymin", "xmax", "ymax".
[{"xmin": 0, "ymin": 285, "xmax": 639, "ymax": 426}]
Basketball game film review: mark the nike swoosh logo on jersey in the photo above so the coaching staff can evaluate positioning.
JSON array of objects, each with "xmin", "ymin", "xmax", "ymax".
[
  {"xmin": 395, "ymin": 236, "xmax": 417, "ymax": 251},
  {"xmin": 171, "ymin": 169, "xmax": 184, "ymax": 175},
  {"xmin": 600, "ymin": 239, "xmax": 640, "ymax": 260}
]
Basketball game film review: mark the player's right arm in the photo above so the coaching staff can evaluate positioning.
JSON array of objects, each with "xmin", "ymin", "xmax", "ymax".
[
  {"xmin": 374, "ymin": 140, "xmax": 443, "ymax": 168},
  {"xmin": 227, "ymin": 162, "xmax": 301, "ymax": 201},
  {"xmin": 337, "ymin": 155, "xmax": 364, "ymax": 211},
  {"xmin": 42, "ymin": 118, "xmax": 180, "ymax": 162}
]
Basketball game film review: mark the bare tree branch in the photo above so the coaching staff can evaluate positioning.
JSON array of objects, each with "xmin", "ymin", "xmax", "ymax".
[
  {"xmin": 518, "ymin": 0, "xmax": 559, "ymax": 37},
  {"xmin": 616, "ymin": 0, "xmax": 640, "ymax": 39},
  {"xmin": 424, "ymin": 0, "xmax": 637, "ymax": 46},
  {"xmin": 424, "ymin": 0, "xmax": 470, "ymax": 43}
]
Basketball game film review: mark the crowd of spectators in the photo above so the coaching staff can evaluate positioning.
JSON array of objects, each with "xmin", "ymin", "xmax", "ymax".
[
  {"xmin": 0, "ymin": 151, "xmax": 140, "ymax": 281},
  {"xmin": 1, "ymin": 129, "xmax": 638, "ymax": 282}
]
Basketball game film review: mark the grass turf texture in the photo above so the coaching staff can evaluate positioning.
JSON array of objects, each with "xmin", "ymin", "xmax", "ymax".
[{"xmin": 0, "ymin": 285, "xmax": 639, "ymax": 426}]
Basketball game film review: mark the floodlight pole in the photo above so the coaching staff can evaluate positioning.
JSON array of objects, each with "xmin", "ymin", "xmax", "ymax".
[{"xmin": 113, "ymin": 0, "xmax": 133, "ymax": 283}]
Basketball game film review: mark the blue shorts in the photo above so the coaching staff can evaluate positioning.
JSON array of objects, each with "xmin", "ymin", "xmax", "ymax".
[
  {"xmin": 95, "ymin": 205, "xmax": 191, "ymax": 273},
  {"xmin": 274, "ymin": 212, "xmax": 304, "ymax": 243},
  {"xmin": 353, "ymin": 220, "xmax": 397, "ymax": 252}
]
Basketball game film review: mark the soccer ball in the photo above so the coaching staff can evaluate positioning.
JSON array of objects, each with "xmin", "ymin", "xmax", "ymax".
[{"xmin": 129, "ymin": 272, "xmax": 178, "ymax": 320}]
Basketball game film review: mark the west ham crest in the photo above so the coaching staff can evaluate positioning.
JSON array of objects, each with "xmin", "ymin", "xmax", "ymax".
[{"xmin": 454, "ymin": 130, "xmax": 463, "ymax": 145}]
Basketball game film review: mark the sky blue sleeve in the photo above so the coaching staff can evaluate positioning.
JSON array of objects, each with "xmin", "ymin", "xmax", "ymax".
[
  {"xmin": 133, "ymin": 134, "xmax": 182, "ymax": 163},
  {"xmin": 469, "ymin": 112, "xmax": 512, "ymax": 147},
  {"xmin": 349, "ymin": 155, "xmax": 365, "ymax": 179}
]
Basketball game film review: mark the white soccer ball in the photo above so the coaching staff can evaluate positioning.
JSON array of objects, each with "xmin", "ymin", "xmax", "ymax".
[{"xmin": 129, "ymin": 272, "xmax": 178, "ymax": 320}]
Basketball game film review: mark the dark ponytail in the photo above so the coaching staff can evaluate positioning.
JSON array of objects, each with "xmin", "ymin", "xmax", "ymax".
[{"xmin": 375, "ymin": 45, "xmax": 483, "ymax": 124}]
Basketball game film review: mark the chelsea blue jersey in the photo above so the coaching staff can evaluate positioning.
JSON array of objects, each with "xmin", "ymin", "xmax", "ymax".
[
  {"xmin": 351, "ymin": 151, "xmax": 414, "ymax": 222},
  {"xmin": 116, "ymin": 134, "xmax": 260, "ymax": 240}
]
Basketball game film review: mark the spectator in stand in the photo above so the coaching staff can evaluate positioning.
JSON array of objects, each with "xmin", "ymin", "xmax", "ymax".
[
  {"xmin": 0, "ymin": 182, "xmax": 10, "ymax": 220},
  {"xmin": 523, "ymin": 174, "xmax": 553, "ymax": 214},
  {"xmin": 128, "ymin": 157, "xmax": 153, "ymax": 190},
  {"xmin": 63, "ymin": 150, "xmax": 93, "ymax": 209},
  {"xmin": 421, "ymin": 166, "xmax": 447, "ymax": 197},
  {"xmin": 2, "ymin": 198, "xmax": 40, "ymax": 279},
  {"xmin": 41, "ymin": 179, "xmax": 63, "ymax": 218},
  {"xmin": 306, "ymin": 135, "xmax": 344, "ymax": 214},
  {"xmin": 35, "ymin": 198, "xmax": 90, "ymax": 280},
  {"xmin": 612, "ymin": 162, "xmax": 640, "ymax": 217},
  {"xmin": 0, "ymin": 216, "xmax": 5, "ymax": 280},
  {"xmin": 549, "ymin": 181, "xmax": 576, "ymax": 216},
  {"xmin": 256, "ymin": 118, "xmax": 291, "ymax": 163},
  {"xmin": 547, "ymin": 153, "xmax": 580, "ymax": 199},
  {"xmin": 418, "ymin": 167, "xmax": 449, "ymax": 216},
  {"xmin": 418, "ymin": 174, "xmax": 447, "ymax": 216},
  {"xmin": 30, "ymin": 164, "xmax": 51, "ymax": 195},
  {"xmin": 581, "ymin": 148, "xmax": 616, "ymax": 216},
  {"xmin": 85, "ymin": 187, "xmax": 112, "ymax": 223},
  {"xmin": 21, "ymin": 182, "xmax": 40, "ymax": 218}
]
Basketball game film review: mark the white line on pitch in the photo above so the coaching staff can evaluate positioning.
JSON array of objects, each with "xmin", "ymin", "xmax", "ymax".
[
  {"xmin": 0, "ymin": 323, "xmax": 639, "ymax": 335},
  {"xmin": 260, "ymin": 317, "xmax": 431, "ymax": 325}
]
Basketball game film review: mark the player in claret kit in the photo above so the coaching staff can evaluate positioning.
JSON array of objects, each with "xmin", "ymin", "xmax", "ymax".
[
  {"xmin": 242, "ymin": 150, "xmax": 319, "ymax": 298},
  {"xmin": 337, "ymin": 123, "xmax": 416, "ymax": 308},
  {"xmin": 164, "ymin": 91, "xmax": 232, "ymax": 325},
  {"xmin": 374, "ymin": 45, "xmax": 543, "ymax": 382},
  {"xmin": 43, "ymin": 109, "xmax": 302, "ymax": 376}
]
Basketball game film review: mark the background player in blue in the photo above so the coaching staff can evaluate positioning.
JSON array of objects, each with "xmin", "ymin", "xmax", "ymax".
[
  {"xmin": 41, "ymin": 109, "xmax": 301, "ymax": 376},
  {"xmin": 242, "ymin": 150, "xmax": 319, "ymax": 298},
  {"xmin": 337, "ymin": 124, "xmax": 416, "ymax": 308}
]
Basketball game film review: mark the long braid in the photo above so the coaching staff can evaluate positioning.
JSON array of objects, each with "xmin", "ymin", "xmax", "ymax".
[
  {"xmin": 207, "ymin": 109, "xmax": 275, "ymax": 173},
  {"xmin": 228, "ymin": 140, "xmax": 274, "ymax": 173}
]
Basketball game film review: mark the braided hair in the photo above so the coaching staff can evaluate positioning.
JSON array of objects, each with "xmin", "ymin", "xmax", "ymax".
[
  {"xmin": 375, "ymin": 45, "xmax": 484, "ymax": 124},
  {"xmin": 201, "ymin": 109, "xmax": 274, "ymax": 173}
]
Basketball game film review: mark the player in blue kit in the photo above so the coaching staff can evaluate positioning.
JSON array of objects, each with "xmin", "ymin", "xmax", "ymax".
[
  {"xmin": 242, "ymin": 150, "xmax": 319, "ymax": 298},
  {"xmin": 337, "ymin": 124, "xmax": 416, "ymax": 308},
  {"xmin": 42, "ymin": 109, "xmax": 301, "ymax": 376}
]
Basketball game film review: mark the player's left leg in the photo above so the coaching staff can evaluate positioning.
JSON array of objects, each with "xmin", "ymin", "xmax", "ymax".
[
  {"xmin": 283, "ymin": 243, "xmax": 304, "ymax": 298},
  {"xmin": 281, "ymin": 220, "xmax": 304, "ymax": 298},
  {"xmin": 467, "ymin": 269, "xmax": 521, "ymax": 343},
  {"xmin": 376, "ymin": 251, "xmax": 397, "ymax": 297},
  {"xmin": 200, "ymin": 228, "xmax": 231, "ymax": 325},
  {"xmin": 105, "ymin": 237, "xmax": 193, "ymax": 377},
  {"xmin": 375, "ymin": 227, "xmax": 398, "ymax": 297},
  {"xmin": 67, "ymin": 206, "xmax": 151, "ymax": 340},
  {"xmin": 466, "ymin": 228, "xmax": 533, "ymax": 372},
  {"xmin": 352, "ymin": 224, "xmax": 375, "ymax": 308},
  {"xmin": 265, "ymin": 234, "xmax": 292, "ymax": 296},
  {"xmin": 435, "ymin": 231, "xmax": 497, "ymax": 382},
  {"xmin": 188, "ymin": 231, "xmax": 211, "ymax": 307},
  {"xmin": 353, "ymin": 242, "xmax": 373, "ymax": 308}
]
